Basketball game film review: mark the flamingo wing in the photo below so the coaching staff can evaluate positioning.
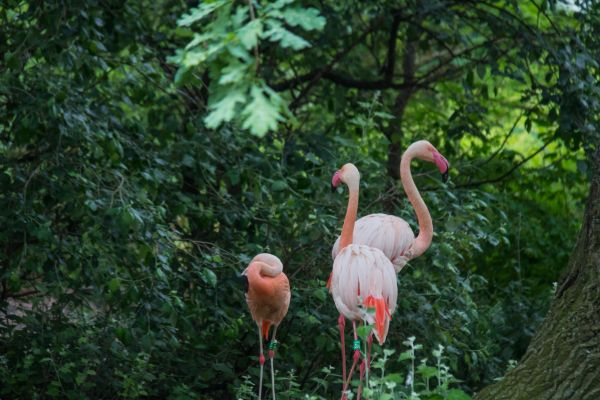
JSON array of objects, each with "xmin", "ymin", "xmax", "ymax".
[
  {"xmin": 331, "ymin": 244, "xmax": 398, "ymax": 344},
  {"xmin": 332, "ymin": 213, "xmax": 414, "ymax": 272}
]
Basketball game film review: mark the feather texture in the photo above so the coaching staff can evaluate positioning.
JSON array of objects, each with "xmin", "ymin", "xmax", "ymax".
[
  {"xmin": 332, "ymin": 213, "xmax": 413, "ymax": 272},
  {"xmin": 331, "ymin": 244, "xmax": 397, "ymax": 344},
  {"xmin": 243, "ymin": 253, "xmax": 290, "ymax": 338}
]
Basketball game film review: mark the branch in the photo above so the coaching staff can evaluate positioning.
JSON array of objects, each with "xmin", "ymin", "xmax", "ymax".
[
  {"xmin": 384, "ymin": 14, "xmax": 402, "ymax": 81},
  {"xmin": 477, "ymin": 110, "xmax": 524, "ymax": 167},
  {"xmin": 271, "ymin": 11, "xmax": 417, "ymax": 96},
  {"xmin": 456, "ymin": 139, "xmax": 555, "ymax": 188},
  {"xmin": 246, "ymin": 0, "xmax": 260, "ymax": 72},
  {"xmin": 5, "ymin": 289, "xmax": 39, "ymax": 299}
]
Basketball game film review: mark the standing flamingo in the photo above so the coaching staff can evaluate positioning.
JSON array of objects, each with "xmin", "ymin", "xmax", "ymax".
[
  {"xmin": 242, "ymin": 253, "xmax": 291, "ymax": 400},
  {"xmin": 331, "ymin": 140, "xmax": 450, "ymax": 271},
  {"xmin": 330, "ymin": 163, "xmax": 398, "ymax": 399}
]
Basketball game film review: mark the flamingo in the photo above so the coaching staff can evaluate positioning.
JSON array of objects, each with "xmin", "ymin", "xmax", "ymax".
[
  {"xmin": 330, "ymin": 163, "xmax": 398, "ymax": 399},
  {"xmin": 241, "ymin": 253, "xmax": 291, "ymax": 400},
  {"xmin": 331, "ymin": 140, "xmax": 450, "ymax": 271}
]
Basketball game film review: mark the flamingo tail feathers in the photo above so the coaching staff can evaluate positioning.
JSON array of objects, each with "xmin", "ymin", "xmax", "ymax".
[
  {"xmin": 261, "ymin": 320, "xmax": 271, "ymax": 340},
  {"xmin": 364, "ymin": 295, "xmax": 390, "ymax": 344}
]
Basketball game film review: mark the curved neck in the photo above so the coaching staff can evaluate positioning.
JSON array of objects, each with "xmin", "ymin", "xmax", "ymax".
[
  {"xmin": 400, "ymin": 149, "xmax": 432, "ymax": 258},
  {"xmin": 339, "ymin": 183, "xmax": 359, "ymax": 249}
]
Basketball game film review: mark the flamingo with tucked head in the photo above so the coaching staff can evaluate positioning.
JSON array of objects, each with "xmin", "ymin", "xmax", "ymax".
[
  {"xmin": 330, "ymin": 164, "xmax": 398, "ymax": 399},
  {"xmin": 242, "ymin": 253, "xmax": 290, "ymax": 400}
]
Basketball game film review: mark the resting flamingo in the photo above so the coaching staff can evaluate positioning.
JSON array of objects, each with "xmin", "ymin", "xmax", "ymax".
[
  {"xmin": 242, "ymin": 253, "xmax": 291, "ymax": 400},
  {"xmin": 331, "ymin": 140, "xmax": 450, "ymax": 271},
  {"xmin": 330, "ymin": 163, "xmax": 398, "ymax": 399}
]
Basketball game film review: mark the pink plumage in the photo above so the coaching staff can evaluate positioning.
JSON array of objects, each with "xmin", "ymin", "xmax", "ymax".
[
  {"xmin": 331, "ymin": 140, "xmax": 450, "ymax": 269},
  {"xmin": 331, "ymin": 243, "xmax": 397, "ymax": 344}
]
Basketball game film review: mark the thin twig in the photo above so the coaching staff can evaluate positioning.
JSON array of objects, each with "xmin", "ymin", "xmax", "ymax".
[{"xmin": 247, "ymin": 0, "xmax": 260, "ymax": 72}]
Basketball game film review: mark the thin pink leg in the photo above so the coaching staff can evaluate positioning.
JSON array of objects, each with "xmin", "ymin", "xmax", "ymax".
[
  {"xmin": 338, "ymin": 315, "xmax": 346, "ymax": 382},
  {"xmin": 341, "ymin": 321, "xmax": 361, "ymax": 398},
  {"xmin": 357, "ymin": 359, "xmax": 366, "ymax": 400}
]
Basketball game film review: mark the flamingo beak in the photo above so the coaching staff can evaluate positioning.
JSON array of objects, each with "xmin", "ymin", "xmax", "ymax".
[
  {"xmin": 432, "ymin": 151, "xmax": 450, "ymax": 182},
  {"xmin": 331, "ymin": 170, "xmax": 342, "ymax": 192}
]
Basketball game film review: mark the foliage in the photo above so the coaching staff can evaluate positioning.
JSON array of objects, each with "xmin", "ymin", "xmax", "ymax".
[
  {"xmin": 170, "ymin": 0, "xmax": 325, "ymax": 136},
  {"xmin": 0, "ymin": 0, "xmax": 598, "ymax": 399},
  {"xmin": 236, "ymin": 337, "xmax": 471, "ymax": 400}
]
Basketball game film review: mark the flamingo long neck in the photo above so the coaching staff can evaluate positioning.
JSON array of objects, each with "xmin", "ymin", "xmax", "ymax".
[
  {"xmin": 400, "ymin": 148, "xmax": 433, "ymax": 259},
  {"xmin": 339, "ymin": 183, "xmax": 359, "ymax": 249}
]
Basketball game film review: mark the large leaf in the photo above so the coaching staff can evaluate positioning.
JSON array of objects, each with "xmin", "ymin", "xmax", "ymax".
[
  {"xmin": 264, "ymin": 20, "xmax": 310, "ymax": 50},
  {"xmin": 281, "ymin": 7, "xmax": 326, "ymax": 31},
  {"xmin": 238, "ymin": 19, "xmax": 263, "ymax": 50},
  {"xmin": 178, "ymin": 0, "xmax": 228, "ymax": 26},
  {"xmin": 204, "ymin": 87, "xmax": 247, "ymax": 128},
  {"xmin": 241, "ymin": 85, "xmax": 283, "ymax": 136}
]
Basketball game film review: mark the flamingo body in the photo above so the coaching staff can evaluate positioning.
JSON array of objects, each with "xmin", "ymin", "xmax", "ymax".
[
  {"xmin": 331, "ymin": 140, "xmax": 450, "ymax": 272},
  {"xmin": 242, "ymin": 253, "xmax": 290, "ymax": 400},
  {"xmin": 331, "ymin": 243, "xmax": 397, "ymax": 344},
  {"xmin": 332, "ymin": 213, "xmax": 413, "ymax": 272},
  {"xmin": 243, "ymin": 253, "xmax": 290, "ymax": 338}
]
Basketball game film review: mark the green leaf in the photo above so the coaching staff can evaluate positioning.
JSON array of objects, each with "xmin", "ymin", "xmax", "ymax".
[
  {"xmin": 356, "ymin": 324, "xmax": 372, "ymax": 340},
  {"xmin": 108, "ymin": 278, "xmax": 120, "ymax": 294},
  {"xmin": 264, "ymin": 21, "xmax": 310, "ymax": 50},
  {"xmin": 241, "ymin": 85, "xmax": 283, "ymax": 136},
  {"xmin": 271, "ymin": 180, "xmax": 288, "ymax": 191},
  {"xmin": 417, "ymin": 364, "xmax": 437, "ymax": 379},
  {"xmin": 201, "ymin": 268, "xmax": 217, "ymax": 287},
  {"xmin": 281, "ymin": 7, "xmax": 326, "ymax": 31},
  {"xmin": 204, "ymin": 88, "xmax": 247, "ymax": 128},
  {"xmin": 238, "ymin": 19, "xmax": 263, "ymax": 50},
  {"xmin": 219, "ymin": 63, "xmax": 248, "ymax": 85},
  {"xmin": 385, "ymin": 373, "xmax": 404, "ymax": 383},
  {"xmin": 447, "ymin": 389, "xmax": 472, "ymax": 400},
  {"xmin": 178, "ymin": 0, "xmax": 228, "ymax": 26}
]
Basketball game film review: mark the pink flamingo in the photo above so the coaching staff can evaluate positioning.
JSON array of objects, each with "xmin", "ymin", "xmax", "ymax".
[
  {"xmin": 242, "ymin": 253, "xmax": 291, "ymax": 400},
  {"xmin": 331, "ymin": 140, "xmax": 450, "ymax": 271},
  {"xmin": 330, "ymin": 163, "xmax": 398, "ymax": 399}
]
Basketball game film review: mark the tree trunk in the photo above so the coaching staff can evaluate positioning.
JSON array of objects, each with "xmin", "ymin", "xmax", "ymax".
[
  {"xmin": 385, "ymin": 35, "xmax": 415, "ymax": 181},
  {"xmin": 476, "ymin": 150, "xmax": 600, "ymax": 399}
]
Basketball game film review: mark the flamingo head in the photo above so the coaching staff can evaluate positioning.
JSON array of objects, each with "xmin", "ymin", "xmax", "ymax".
[
  {"xmin": 331, "ymin": 163, "xmax": 360, "ymax": 191},
  {"xmin": 412, "ymin": 140, "xmax": 450, "ymax": 182}
]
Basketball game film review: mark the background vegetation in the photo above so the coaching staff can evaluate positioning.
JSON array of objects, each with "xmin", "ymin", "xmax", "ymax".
[{"xmin": 1, "ymin": 0, "xmax": 598, "ymax": 399}]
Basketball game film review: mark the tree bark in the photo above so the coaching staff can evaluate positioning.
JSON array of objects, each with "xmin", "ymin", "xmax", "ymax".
[
  {"xmin": 385, "ymin": 38, "xmax": 415, "ymax": 181},
  {"xmin": 476, "ymin": 149, "xmax": 600, "ymax": 399}
]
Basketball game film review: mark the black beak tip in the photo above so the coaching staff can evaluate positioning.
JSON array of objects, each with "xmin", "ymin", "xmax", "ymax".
[
  {"xmin": 442, "ymin": 169, "xmax": 449, "ymax": 183},
  {"xmin": 331, "ymin": 184, "xmax": 337, "ymax": 193},
  {"xmin": 238, "ymin": 274, "xmax": 249, "ymax": 293}
]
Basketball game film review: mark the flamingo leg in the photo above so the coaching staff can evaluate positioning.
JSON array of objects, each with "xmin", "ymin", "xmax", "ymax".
[
  {"xmin": 269, "ymin": 325, "xmax": 279, "ymax": 400},
  {"xmin": 341, "ymin": 321, "xmax": 361, "ymax": 398},
  {"xmin": 258, "ymin": 326, "xmax": 266, "ymax": 400},
  {"xmin": 357, "ymin": 359, "xmax": 365, "ymax": 400},
  {"xmin": 338, "ymin": 314, "xmax": 347, "ymax": 385},
  {"xmin": 358, "ymin": 331, "xmax": 374, "ymax": 400}
]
